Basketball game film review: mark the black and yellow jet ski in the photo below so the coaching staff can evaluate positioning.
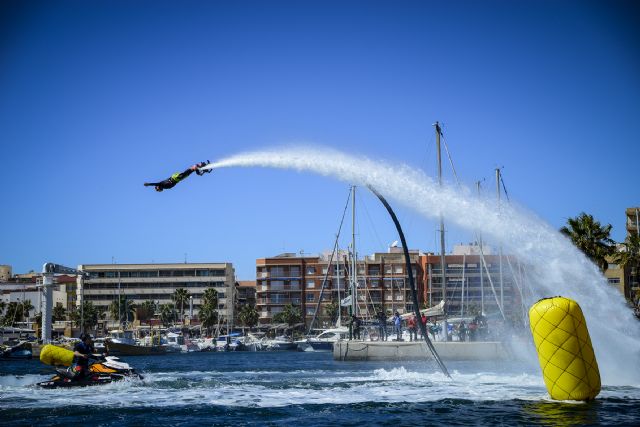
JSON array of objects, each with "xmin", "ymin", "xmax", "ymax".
[{"xmin": 36, "ymin": 344, "xmax": 141, "ymax": 389}]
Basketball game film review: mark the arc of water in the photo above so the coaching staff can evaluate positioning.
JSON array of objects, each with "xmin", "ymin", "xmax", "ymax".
[{"xmin": 204, "ymin": 145, "xmax": 640, "ymax": 384}]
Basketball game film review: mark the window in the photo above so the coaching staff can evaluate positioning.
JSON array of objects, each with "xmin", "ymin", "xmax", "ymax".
[
  {"xmin": 306, "ymin": 266, "xmax": 315, "ymax": 275},
  {"xmin": 608, "ymin": 278, "xmax": 621, "ymax": 285},
  {"xmin": 271, "ymin": 267, "xmax": 285, "ymax": 277},
  {"xmin": 306, "ymin": 280, "xmax": 315, "ymax": 289},
  {"xmin": 608, "ymin": 263, "xmax": 619, "ymax": 270},
  {"xmin": 290, "ymin": 280, "xmax": 300, "ymax": 290},
  {"xmin": 272, "ymin": 294, "xmax": 286, "ymax": 303},
  {"xmin": 306, "ymin": 293, "xmax": 315, "ymax": 302},
  {"xmin": 271, "ymin": 280, "xmax": 285, "ymax": 291},
  {"xmin": 370, "ymin": 279, "xmax": 380, "ymax": 288},
  {"xmin": 290, "ymin": 266, "xmax": 301, "ymax": 276}
]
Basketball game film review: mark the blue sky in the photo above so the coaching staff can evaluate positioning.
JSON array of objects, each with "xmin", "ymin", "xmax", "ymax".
[{"xmin": 1, "ymin": 0, "xmax": 638, "ymax": 279}]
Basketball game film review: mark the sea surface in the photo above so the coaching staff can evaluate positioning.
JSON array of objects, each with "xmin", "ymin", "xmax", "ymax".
[{"xmin": 1, "ymin": 351, "xmax": 639, "ymax": 426}]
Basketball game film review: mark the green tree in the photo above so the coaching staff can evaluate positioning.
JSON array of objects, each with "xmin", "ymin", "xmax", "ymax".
[
  {"xmin": 198, "ymin": 304, "xmax": 218, "ymax": 334},
  {"xmin": 202, "ymin": 287, "xmax": 218, "ymax": 307},
  {"xmin": 0, "ymin": 301, "xmax": 6, "ymax": 317},
  {"xmin": 109, "ymin": 296, "xmax": 136, "ymax": 325},
  {"xmin": 19, "ymin": 299, "xmax": 34, "ymax": 321},
  {"xmin": 272, "ymin": 304, "xmax": 302, "ymax": 341},
  {"xmin": 238, "ymin": 305, "xmax": 259, "ymax": 330},
  {"xmin": 52, "ymin": 303, "xmax": 66, "ymax": 322},
  {"xmin": 613, "ymin": 234, "xmax": 640, "ymax": 304},
  {"xmin": 560, "ymin": 212, "xmax": 615, "ymax": 272},
  {"xmin": 2, "ymin": 302, "xmax": 20, "ymax": 326},
  {"xmin": 136, "ymin": 300, "xmax": 157, "ymax": 324},
  {"xmin": 159, "ymin": 303, "xmax": 176, "ymax": 327},
  {"xmin": 70, "ymin": 301, "xmax": 99, "ymax": 332},
  {"xmin": 323, "ymin": 300, "xmax": 340, "ymax": 326},
  {"xmin": 198, "ymin": 287, "xmax": 219, "ymax": 334},
  {"xmin": 173, "ymin": 288, "xmax": 190, "ymax": 323}
]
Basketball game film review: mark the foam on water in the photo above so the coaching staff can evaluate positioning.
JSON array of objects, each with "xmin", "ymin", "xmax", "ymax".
[
  {"xmin": 0, "ymin": 365, "xmax": 549, "ymax": 409},
  {"xmin": 206, "ymin": 145, "xmax": 640, "ymax": 385}
]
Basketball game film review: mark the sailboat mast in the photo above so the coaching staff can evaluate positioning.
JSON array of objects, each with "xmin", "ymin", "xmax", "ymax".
[
  {"xmin": 476, "ymin": 181, "xmax": 485, "ymax": 315},
  {"xmin": 351, "ymin": 185, "xmax": 357, "ymax": 317},
  {"xmin": 435, "ymin": 122, "xmax": 447, "ymax": 323},
  {"xmin": 496, "ymin": 168, "xmax": 504, "ymax": 312}
]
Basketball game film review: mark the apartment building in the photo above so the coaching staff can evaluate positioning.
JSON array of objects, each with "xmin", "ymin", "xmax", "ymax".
[
  {"xmin": 421, "ymin": 244, "xmax": 521, "ymax": 320},
  {"xmin": 255, "ymin": 249, "xmax": 425, "ymax": 326},
  {"xmin": 78, "ymin": 263, "xmax": 235, "ymax": 322},
  {"xmin": 256, "ymin": 244, "xmax": 521, "ymax": 327},
  {"xmin": 627, "ymin": 207, "xmax": 640, "ymax": 237}
]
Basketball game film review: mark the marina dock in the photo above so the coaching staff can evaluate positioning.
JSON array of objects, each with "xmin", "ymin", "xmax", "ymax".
[{"xmin": 333, "ymin": 340, "xmax": 509, "ymax": 361}]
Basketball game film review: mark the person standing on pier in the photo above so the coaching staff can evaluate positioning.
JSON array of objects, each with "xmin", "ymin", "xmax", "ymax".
[
  {"xmin": 393, "ymin": 311, "xmax": 402, "ymax": 341},
  {"xmin": 350, "ymin": 314, "xmax": 362, "ymax": 340},
  {"xmin": 377, "ymin": 311, "xmax": 387, "ymax": 341},
  {"xmin": 407, "ymin": 315, "xmax": 418, "ymax": 342}
]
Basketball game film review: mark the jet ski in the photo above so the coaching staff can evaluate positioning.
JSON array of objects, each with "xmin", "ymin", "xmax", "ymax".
[{"xmin": 37, "ymin": 354, "xmax": 141, "ymax": 389}]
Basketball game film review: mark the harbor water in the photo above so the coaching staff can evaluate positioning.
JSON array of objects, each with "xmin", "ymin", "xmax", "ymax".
[{"xmin": 2, "ymin": 351, "xmax": 639, "ymax": 426}]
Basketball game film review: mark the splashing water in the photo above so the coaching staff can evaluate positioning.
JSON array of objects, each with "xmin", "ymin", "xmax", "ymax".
[{"xmin": 205, "ymin": 145, "xmax": 640, "ymax": 385}]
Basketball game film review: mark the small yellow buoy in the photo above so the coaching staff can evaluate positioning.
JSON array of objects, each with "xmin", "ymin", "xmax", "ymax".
[
  {"xmin": 529, "ymin": 296, "xmax": 601, "ymax": 401},
  {"xmin": 39, "ymin": 344, "xmax": 75, "ymax": 367}
]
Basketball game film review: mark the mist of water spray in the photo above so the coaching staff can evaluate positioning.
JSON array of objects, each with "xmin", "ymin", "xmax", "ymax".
[{"xmin": 205, "ymin": 145, "xmax": 640, "ymax": 384}]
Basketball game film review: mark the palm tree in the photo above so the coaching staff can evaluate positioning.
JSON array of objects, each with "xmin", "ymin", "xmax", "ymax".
[
  {"xmin": 159, "ymin": 303, "xmax": 176, "ymax": 327},
  {"xmin": 173, "ymin": 288, "xmax": 190, "ymax": 324},
  {"xmin": 560, "ymin": 212, "xmax": 615, "ymax": 272},
  {"xmin": 2, "ymin": 302, "xmax": 20, "ymax": 326},
  {"xmin": 202, "ymin": 287, "xmax": 218, "ymax": 307},
  {"xmin": 109, "ymin": 296, "xmax": 136, "ymax": 325},
  {"xmin": 197, "ymin": 287, "xmax": 219, "ymax": 334},
  {"xmin": 19, "ymin": 299, "xmax": 34, "ymax": 321},
  {"xmin": 238, "ymin": 305, "xmax": 259, "ymax": 330},
  {"xmin": 52, "ymin": 303, "xmax": 67, "ymax": 322},
  {"xmin": 70, "ymin": 301, "xmax": 99, "ymax": 332},
  {"xmin": 272, "ymin": 304, "xmax": 302, "ymax": 341},
  {"xmin": 198, "ymin": 304, "xmax": 218, "ymax": 335},
  {"xmin": 136, "ymin": 300, "xmax": 157, "ymax": 324},
  {"xmin": 613, "ymin": 234, "xmax": 640, "ymax": 304}
]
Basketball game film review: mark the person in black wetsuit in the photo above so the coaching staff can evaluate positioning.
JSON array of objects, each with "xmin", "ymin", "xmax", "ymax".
[
  {"xmin": 144, "ymin": 161, "xmax": 210, "ymax": 192},
  {"xmin": 71, "ymin": 333, "xmax": 95, "ymax": 380}
]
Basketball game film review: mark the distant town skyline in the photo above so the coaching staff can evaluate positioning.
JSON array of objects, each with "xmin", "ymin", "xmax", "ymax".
[{"xmin": 2, "ymin": 1, "xmax": 638, "ymax": 280}]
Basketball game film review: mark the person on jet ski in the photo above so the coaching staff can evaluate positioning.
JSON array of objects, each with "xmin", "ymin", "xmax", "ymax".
[
  {"xmin": 71, "ymin": 333, "xmax": 95, "ymax": 380},
  {"xmin": 144, "ymin": 161, "xmax": 211, "ymax": 192}
]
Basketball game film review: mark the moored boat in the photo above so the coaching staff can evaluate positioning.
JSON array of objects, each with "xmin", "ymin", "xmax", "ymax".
[
  {"xmin": 295, "ymin": 327, "xmax": 348, "ymax": 351},
  {"xmin": 0, "ymin": 341, "xmax": 33, "ymax": 359}
]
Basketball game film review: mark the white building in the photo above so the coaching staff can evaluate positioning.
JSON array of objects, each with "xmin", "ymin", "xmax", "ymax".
[{"xmin": 78, "ymin": 263, "xmax": 235, "ymax": 323}]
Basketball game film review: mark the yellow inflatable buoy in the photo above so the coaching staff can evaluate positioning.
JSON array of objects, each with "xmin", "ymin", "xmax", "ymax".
[
  {"xmin": 529, "ymin": 296, "xmax": 601, "ymax": 401},
  {"xmin": 39, "ymin": 344, "xmax": 74, "ymax": 367}
]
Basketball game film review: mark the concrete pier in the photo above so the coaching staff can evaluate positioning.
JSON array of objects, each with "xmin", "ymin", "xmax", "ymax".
[{"xmin": 333, "ymin": 340, "xmax": 510, "ymax": 361}]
